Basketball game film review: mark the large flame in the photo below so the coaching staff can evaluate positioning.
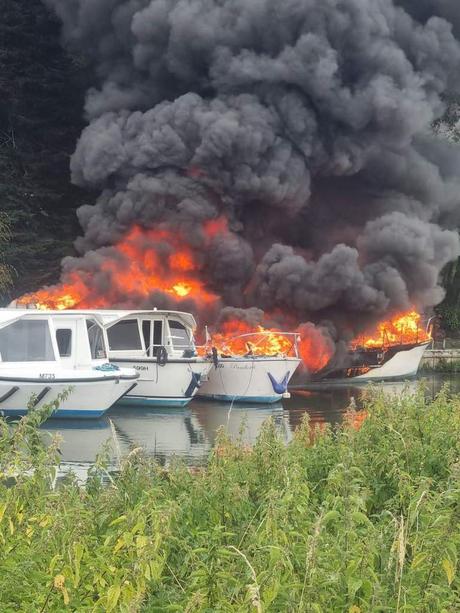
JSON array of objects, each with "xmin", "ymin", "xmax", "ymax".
[
  {"xmin": 17, "ymin": 224, "xmax": 428, "ymax": 373},
  {"xmin": 19, "ymin": 225, "xmax": 219, "ymax": 310},
  {"xmin": 207, "ymin": 319, "xmax": 333, "ymax": 372},
  {"xmin": 351, "ymin": 309, "xmax": 431, "ymax": 349},
  {"xmin": 18, "ymin": 222, "xmax": 333, "ymax": 372},
  {"xmin": 209, "ymin": 321, "xmax": 295, "ymax": 358}
]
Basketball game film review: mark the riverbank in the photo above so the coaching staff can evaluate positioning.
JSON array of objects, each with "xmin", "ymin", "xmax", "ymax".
[
  {"xmin": 1, "ymin": 389, "xmax": 460, "ymax": 611},
  {"xmin": 422, "ymin": 347, "xmax": 460, "ymax": 372}
]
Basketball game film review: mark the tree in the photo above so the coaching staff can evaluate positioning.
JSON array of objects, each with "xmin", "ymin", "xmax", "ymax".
[
  {"xmin": 0, "ymin": 213, "xmax": 13, "ymax": 300},
  {"xmin": 0, "ymin": 0, "xmax": 92, "ymax": 299}
]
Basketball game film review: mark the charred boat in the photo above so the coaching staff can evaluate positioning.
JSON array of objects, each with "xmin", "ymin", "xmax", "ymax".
[{"xmin": 315, "ymin": 340, "xmax": 430, "ymax": 382}]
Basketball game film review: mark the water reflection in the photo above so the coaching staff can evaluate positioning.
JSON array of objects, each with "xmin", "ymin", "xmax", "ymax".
[
  {"xmin": 109, "ymin": 406, "xmax": 207, "ymax": 465},
  {"xmin": 43, "ymin": 418, "xmax": 114, "ymax": 463},
  {"xmin": 38, "ymin": 373, "xmax": 460, "ymax": 470},
  {"xmin": 192, "ymin": 400, "xmax": 286, "ymax": 447}
]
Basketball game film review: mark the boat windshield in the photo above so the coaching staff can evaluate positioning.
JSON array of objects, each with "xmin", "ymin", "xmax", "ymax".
[
  {"xmin": 0, "ymin": 319, "xmax": 55, "ymax": 362},
  {"xmin": 107, "ymin": 319, "xmax": 142, "ymax": 351},
  {"xmin": 86, "ymin": 319, "xmax": 107, "ymax": 359},
  {"xmin": 169, "ymin": 320, "xmax": 194, "ymax": 351}
]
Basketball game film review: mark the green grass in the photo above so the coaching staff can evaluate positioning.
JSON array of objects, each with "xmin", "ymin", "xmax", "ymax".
[{"xmin": 1, "ymin": 387, "xmax": 460, "ymax": 611}]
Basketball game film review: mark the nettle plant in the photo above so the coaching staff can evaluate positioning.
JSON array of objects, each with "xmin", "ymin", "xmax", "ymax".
[{"xmin": 0, "ymin": 386, "xmax": 459, "ymax": 611}]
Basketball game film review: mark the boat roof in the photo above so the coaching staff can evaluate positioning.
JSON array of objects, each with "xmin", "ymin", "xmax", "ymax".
[
  {"xmin": 3, "ymin": 307, "xmax": 197, "ymax": 329},
  {"xmin": 93, "ymin": 309, "xmax": 197, "ymax": 330},
  {"xmin": 0, "ymin": 308, "xmax": 107, "ymax": 327}
]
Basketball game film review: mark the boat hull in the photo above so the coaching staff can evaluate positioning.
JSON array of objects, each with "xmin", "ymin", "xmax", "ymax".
[
  {"xmin": 198, "ymin": 357, "xmax": 301, "ymax": 403},
  {"xmin": 316, "ymin": 342, "xmax": 430, "ymax": 384},
  {"xmin": 0, "ymin": 375, "xmax": 138, "ymax": 419},
  {"xmin": 110, "ymin": 359, "xmax": 213, "ymax": 407},
  {"xmin": 351, "ymin": 342, "xmax": 429, "ymax": 381}
]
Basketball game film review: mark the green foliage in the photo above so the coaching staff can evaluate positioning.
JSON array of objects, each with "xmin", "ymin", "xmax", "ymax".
[
  {"xmin": 0, "ymin": 0, "xmax": 90, "ymax": 298},
  {"xmin": 1, "ymin": 388, "xmax": 460, "ymax": 611},
  {"xmin": 0, "ymin": 212, "xmax": 13, "ymax": 297},
  {"xmin": 436, "ymin": 303, "xmax": 460, "ymax": 333}
]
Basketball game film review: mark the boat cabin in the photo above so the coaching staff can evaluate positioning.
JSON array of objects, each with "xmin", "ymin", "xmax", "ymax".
[
  {"xmin": 0, "ymin": 310, "xmax": 108, "ymax": 368},
  {"xmin": 97, "ymin": 310, "xmax": 198, "ymax": 360}
]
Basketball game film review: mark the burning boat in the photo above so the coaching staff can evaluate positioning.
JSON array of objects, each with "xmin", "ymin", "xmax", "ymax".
[
  {"xmin": 316, "ymin": 311, "xmax": 431, "ymax": 382},
  {"xmin": 199, "ymin": 329, "xmax": 301, "ymax": 403},
  {"xmin": 0, "ymin": 310, "xmax": 139, "ymax": 419},
  {"xmin": 98, "ymin": 309, "xmax": 212, "ymax": 408}
]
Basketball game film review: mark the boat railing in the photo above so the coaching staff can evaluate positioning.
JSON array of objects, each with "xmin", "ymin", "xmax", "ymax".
[{"xmin": 201, "ymin": 331, "xmax": 301, "ymax": 359}]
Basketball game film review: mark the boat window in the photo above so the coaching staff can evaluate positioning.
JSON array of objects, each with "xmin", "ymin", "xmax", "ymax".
[
  {"xmin": 152, "ymin": 321, "xmax": 163, "ymax": 356},
  {"xmin": 142, "ymin": 321, "xmax": 150, "ymax": 352},
  {"xmin": 153, "ymin": 321, "xmax": 163, "ymax": 347},
  {"xmin": 169, "ymin": 320, "xmax": 192, "ymax": 349},
  {"xmin": 0, "ymin": 319, "xmax": 55, "ymax": 362},
  {"xmin": 86, "ymin": 320, "xmax": 107, "ymax": 359},
  {"xmin": 141, "ymin": 320, "xmax": 163, "ymax": 356},
  {"xmin": 107, "ymin": 319, "xmax": 142, "ymax": 351},
  {"xmin": 56, "ymin": 329, "xmax": 72, "ymax": 357}
]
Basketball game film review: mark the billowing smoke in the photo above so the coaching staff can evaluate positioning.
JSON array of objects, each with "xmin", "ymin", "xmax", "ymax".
[{"xmin": 39, "ymin": 0, "xmax": 460, "ymax": 365}]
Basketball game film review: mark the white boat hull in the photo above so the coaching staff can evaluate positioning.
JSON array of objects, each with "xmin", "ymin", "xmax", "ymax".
[
  {"xmin": 353, "ymin": 343, "xmax": 429, "ymax": 381},
  {"xmin": 198, "ymin": 357, "xmax": 301, "ymax": 403},
  {"xmin": 110, "ymin": 359, "xmax": 213, "ymax": 407},
  {"xmin": 0, "ymin": 373, "xmax": 138, "ymax": 419}
]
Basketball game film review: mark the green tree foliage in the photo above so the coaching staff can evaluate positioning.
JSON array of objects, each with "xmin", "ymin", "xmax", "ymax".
[
  {"xmin": 0, "ymin": 0, "xmax": 91, "ymax": 299},
  {"xmin": 0, "ymin": 213, "xmax": 13, "ymax": 297},
  {"xmin": 433, "ymin": 100, "xmax": 460, "ymax": 332},
  {"xmin": 1, "ymin": 387, "xmax": 460, "ymax": 611}
]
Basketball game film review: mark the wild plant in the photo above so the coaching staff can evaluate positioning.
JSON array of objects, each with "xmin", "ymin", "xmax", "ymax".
[{"xmin": 0, "ymin": 385, "xmax": 459, "ymax": 611}]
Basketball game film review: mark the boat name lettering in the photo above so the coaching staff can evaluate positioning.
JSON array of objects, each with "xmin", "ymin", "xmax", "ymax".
[
  {"xmin": 133, "ymin": 365, "xmax": 149, "ymax": 371},
  {"xmin": 39, "ymin": 373, "xmax": 56, "ymax": 379}
]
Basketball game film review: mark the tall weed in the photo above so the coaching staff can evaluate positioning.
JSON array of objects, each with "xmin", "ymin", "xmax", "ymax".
[{"xmin": 0, "ymin": 386, "xmax": 459, "ymax": 611}]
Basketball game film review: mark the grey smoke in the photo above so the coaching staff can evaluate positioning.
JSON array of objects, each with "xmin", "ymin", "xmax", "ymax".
[{"xmin": 41, "ymin": 0, "xmax": 460, "ymax": 351}]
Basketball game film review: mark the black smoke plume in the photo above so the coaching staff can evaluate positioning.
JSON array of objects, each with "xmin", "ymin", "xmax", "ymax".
[{"xmin": 40, "ymin": 0, "xmax": 460, "ymax": 359}]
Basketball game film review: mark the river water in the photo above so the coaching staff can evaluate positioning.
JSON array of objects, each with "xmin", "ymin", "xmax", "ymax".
[{"xmin": 36, "ymin": 373, "xmax": 460, "ymax": 475}]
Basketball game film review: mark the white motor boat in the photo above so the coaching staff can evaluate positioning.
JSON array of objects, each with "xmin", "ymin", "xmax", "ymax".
[
  {"xmin": 198, "ymin": 332, "xmax": 302, "ymax": 403},
  {"xmin": 98, "ymin": 310, "xmax": 212, "ymax": 408},
  {"xmin": 316, "ymin": 341, "xmax": 430, "ymax": 382},
  {"xmin": 0, "ymin": 309, "xmax": 139, "ymax": 418}
]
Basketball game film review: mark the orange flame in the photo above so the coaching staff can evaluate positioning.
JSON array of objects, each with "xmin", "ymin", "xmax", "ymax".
[
  {"xmin": 22, "ymin": 221, "xmax": 436, "ymax": 375},
  {"xmin": 352, "ymin": 309, "xmax": 431, "ymax": 349},
  {"xmin": 207, "ymin": 319, "xmax": 333, "ymax": 372},
  {"xmin": 210, "ymin": 322, "xmax": 295, "ymax": 357},
  {"xmin": 19, "ymin": 225, "xmax": 219, "ymax": 310},
  {"xmin": 18, "ymin": 221, "xmax": 332, "ymax": 372}
]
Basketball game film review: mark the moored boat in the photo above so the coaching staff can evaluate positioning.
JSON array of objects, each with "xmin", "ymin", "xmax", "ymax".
[
  {"xmin": 315, "ymin": 341, "xmax": 430, "ymax": 382},
  {"xmin": 98, "ymin": 309, "xmax": 212, "ymax": 408},
  {"xmin": 198, "ymin": 331, "xmax": 302, "ymax": 403},
  {"xmin": 0, "ymin": 310, "xmax": 139, "ymax": 418}
]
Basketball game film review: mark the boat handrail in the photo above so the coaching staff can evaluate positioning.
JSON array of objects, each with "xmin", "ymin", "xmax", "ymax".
[
  {"xmin": 201, "ymin": 330, "xmax": 300, "ymax": 358},
  {"xmin": 225, "ymin": 331, "xmax": 300, "ymax": 340}
]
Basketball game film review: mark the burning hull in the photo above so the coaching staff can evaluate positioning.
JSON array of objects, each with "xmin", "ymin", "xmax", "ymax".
[
  {"xmin": 109, "ymin": 358, "xmax": 212, "ymax": 408},
  {"xmin": 198, "ymin": 356, "xmax": 301, "ymax": 403},
  {"xmin": 318, "ymin": 342, "xmax": 429, "ymax": 382}
]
